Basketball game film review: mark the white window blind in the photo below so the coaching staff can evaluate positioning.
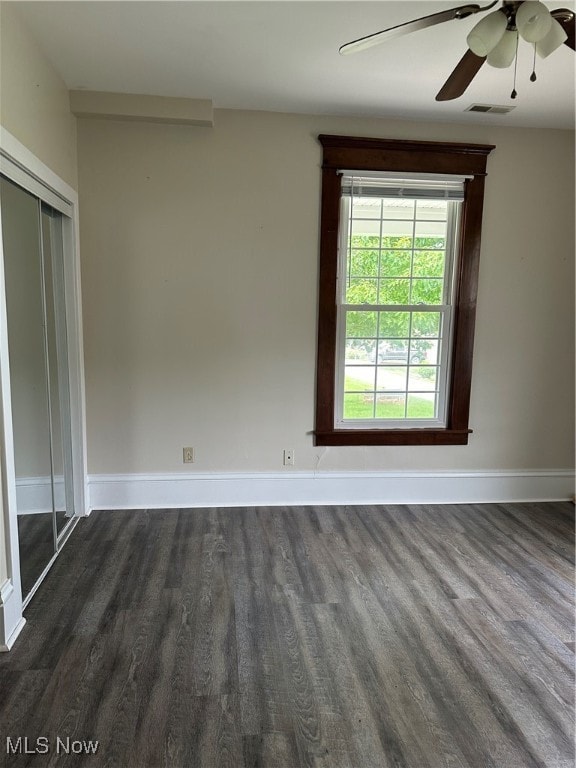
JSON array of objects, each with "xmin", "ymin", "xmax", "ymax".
[{"xmin": 340, "ymin": 171, "xmax": 470, "ymax": 201}]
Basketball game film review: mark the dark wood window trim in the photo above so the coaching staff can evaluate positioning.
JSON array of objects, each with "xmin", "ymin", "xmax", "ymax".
[{"xmin": 315, "ymin": 134, "xmax": 495, "ymax": 447}]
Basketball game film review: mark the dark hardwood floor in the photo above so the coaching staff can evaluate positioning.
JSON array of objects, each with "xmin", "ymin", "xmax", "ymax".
[
  {"xmin": 16, "ymin": 513, "xmax": 55, "ymax": 600},
  {"xmin": 1, "ymin": 502, "xmax": 574, "ymax": 768}
]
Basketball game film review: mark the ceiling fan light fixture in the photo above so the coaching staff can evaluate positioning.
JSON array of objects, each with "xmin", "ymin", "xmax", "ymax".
[
  {"xmin": 340, "ymin": 2, "xmax": 575, "ymax": 103},
  {"xmin": 487, "ymin": 29, "xmax": 518, "ymax": 66},
  {"xmin": 516, "ymin": 1, "xmax": 553, "ymax": 43},
  {"xmin": 535, "ymin": 17, "xmax": 568, "ymax": 57},
  {"xmin": 466, "ymin": 10, "xmax": 507, "ymax": 55}
]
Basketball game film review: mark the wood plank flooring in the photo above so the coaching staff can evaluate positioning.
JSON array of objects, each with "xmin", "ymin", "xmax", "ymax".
[
  {"xmin": 16, "ymin": 514, "xmax": 55, "ymax": 599},
  {"xmin": 0, "ymin": 502, "xmax": 573, "ymax": 768}
]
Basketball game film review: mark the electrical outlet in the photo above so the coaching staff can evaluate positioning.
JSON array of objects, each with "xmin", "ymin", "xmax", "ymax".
[
  {"xmin": 283, "ymin": 449, "xmax": 295, "ymax": 466},
  {"xmin": 183, "ymin": 447, "xmax": 195, "ymax": 464}
]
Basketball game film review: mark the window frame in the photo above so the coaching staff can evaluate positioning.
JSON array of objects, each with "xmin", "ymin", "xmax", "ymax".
[{"xmin": 315, "ymin": 134, "xmax": 495, "ymax": 447}]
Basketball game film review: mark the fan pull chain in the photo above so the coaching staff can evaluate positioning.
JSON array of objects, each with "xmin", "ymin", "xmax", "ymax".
[
  {"xmin": 530, "ymin": 44, "xmax": 537, "ymax": 82},
  {"xmin": 510, "ymin": 32, "xmax": 519, "ymax": 99}
]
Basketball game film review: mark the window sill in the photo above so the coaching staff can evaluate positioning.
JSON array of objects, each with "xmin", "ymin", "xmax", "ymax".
[{"xmin": 314, "ymin": 428, "xmax": 472, "ymax": 446}]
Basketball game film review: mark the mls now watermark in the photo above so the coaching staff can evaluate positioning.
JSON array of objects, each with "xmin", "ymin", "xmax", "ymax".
[{"xmin": 6, "ymin": 736, "xmax": 99, "ymax": 755}]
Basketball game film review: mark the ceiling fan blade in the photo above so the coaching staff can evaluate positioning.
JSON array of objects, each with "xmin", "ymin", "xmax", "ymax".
[
  {"xmin": 435, "ymin": 49, "xmax": 486, "ymax": 101},
  {"xmin": 339, "ymin": 2, "xmax": 498, "ymax": 56},
  {"xmin": 551, "ymin": 8, "xmax": 575, "ymax": 50}
]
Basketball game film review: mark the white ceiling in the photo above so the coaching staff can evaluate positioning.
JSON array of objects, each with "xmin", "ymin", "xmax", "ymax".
[{"xmin": 13, "ymin": 0, "xmax": 576, "ymax": 129}]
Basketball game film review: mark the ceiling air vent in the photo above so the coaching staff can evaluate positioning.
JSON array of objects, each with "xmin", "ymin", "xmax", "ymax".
[{"xmin": 465, "ymin": 104, "xmax": 515, "ymax": 114}]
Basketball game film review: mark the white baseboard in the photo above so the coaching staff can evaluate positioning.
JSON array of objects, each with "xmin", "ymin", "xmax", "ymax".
[
  {"xmin": 88, "ymin": 469, "xmax": 575, "ymax": 511},
  {"xmin": 16, "ymin": 476, "xmax": 66, "ymax": 515},
  {"xmin": 0, "ymin": 580, "xmax": 26, "ymax": 652}
]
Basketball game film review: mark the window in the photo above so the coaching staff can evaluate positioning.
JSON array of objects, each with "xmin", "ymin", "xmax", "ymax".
[
  {"xmin": 338, "ymin": 174, "xmax": 463, "ymax": 429},
  {"xmin": 315, "ymin": 135, "xmax": 495, "ymax": 446}
]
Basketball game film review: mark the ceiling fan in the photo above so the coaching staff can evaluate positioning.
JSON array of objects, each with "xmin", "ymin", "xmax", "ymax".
[{"xmin": 339, "ymin": 2, "xmax": 575, "ymax": 101}]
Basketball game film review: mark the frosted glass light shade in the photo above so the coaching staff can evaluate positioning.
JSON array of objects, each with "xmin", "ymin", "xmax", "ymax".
[
  {"xmin": 536, "ymin": 17, "xmax": 568, "ymax": 57},
  {"xmin": 516, "ymin": 1, "xmax": 552, "ymax": 43},
  {"xmin": 487, "ymin": 30, "xmax": 518, "ymax": 67},
  {"xmin": 467, "ymin": 11, "xmax": 507, "ymax": 56}
]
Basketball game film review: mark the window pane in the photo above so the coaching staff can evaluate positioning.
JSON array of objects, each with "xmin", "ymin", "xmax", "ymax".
[
  {"xmin": 379, "ymin": 311, "xmax": 410, "ymax": 337},
  {"xmin": 415, "ymin": 220, "xmax": 446, "ymax": 240},
  {"xmin": 377, "ymin": 366, "xmax": 407, "ymax": 390},
  {"xmin": 351, "ymin": 197, "xmax": 381, "ymax": 219},
  {"xmin": 381, "ymin": 199, "xmax": 415, "ymax": 219},
  {"xmin": 382, "ymin": 235, "xmax": 413, "ymax": 249},
  {"xmin": 416, "ymin": 200, "xmax": 447, "ymax": 221},
  {"xmin": 346, "ymin": 278, "xmax": 377, "ymax": 304},
  {"xmin": 344, "ymin": 393, "xmax": 374, "ymax": 419},
  {"xmin": 410, "ymin": 339, "xmax": 438, "ymax": 364},
  {"xmin": 407, "ymin": 394, "xmax": 436, "ymax": 418},
  {"xmin": 412, "ymin": 250, "xmax": 444, "ymax": 277},
  {"xmin": 350, "ymin": 249, "xmax": 378, "ymax": 277},
  {"xmin": 411, "ymin": 312, "xmax": 440, "ymax": 337},
  {"xmin": 375, "ymin": 394, "xmax": 406, "ymax": 418},
  {"xmin": 408, "ymin": 367, "xmax": 438, "ymax": 391},
  {"xmin": 345, "ymin": 339, "xmax": 376, "ymax": 365},
  {"xmin": 379, "ymin": 279, "xmax": 410, "ymax": 305},
  {"xmin": 381, "ymin": 220, "xmax": 414, "ymax": 238},
  {"xmin": 380, "ymin": 250, "xmax": 411, "ymax": 278},
  {"xmin": 351, "ymin": 234, "xmax": 380, "ymax": 249},
  {"xmin": 351, "ymin": 218, "xmax": 380, "ymax": 237},
  {"xmin": 411, "ymin": 279, "xmax": 443, "ymax": 305},
  {"xmin": 378, "ymin": 341, "xmax": 409, "ymax": 365},
  {"xmin": 346, "ymin": 311, "xmax": 377, "ymax": 338},
  {"xmin": 345, "ymin": 367, "xmax": 374, "ymax": 392}
]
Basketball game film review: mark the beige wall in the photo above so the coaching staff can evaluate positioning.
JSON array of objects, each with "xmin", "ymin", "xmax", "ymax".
[
  {"xmin": 78, "ymin": 109, "xmax": 575, "ymax": 474},
  {"xmin": 0, "ymin": 3, "xmax": 77, "ymax": 189}
]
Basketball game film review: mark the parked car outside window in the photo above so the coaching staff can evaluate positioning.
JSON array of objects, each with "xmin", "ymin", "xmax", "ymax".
[{"xmin": 378, "ymin": 342, "xmax": 426, "ymax": 365}]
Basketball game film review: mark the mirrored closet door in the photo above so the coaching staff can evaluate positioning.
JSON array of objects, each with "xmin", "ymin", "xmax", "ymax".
[{"xmin": 1, "ymin": 175, "xmax": 75, "ymax": 601}]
